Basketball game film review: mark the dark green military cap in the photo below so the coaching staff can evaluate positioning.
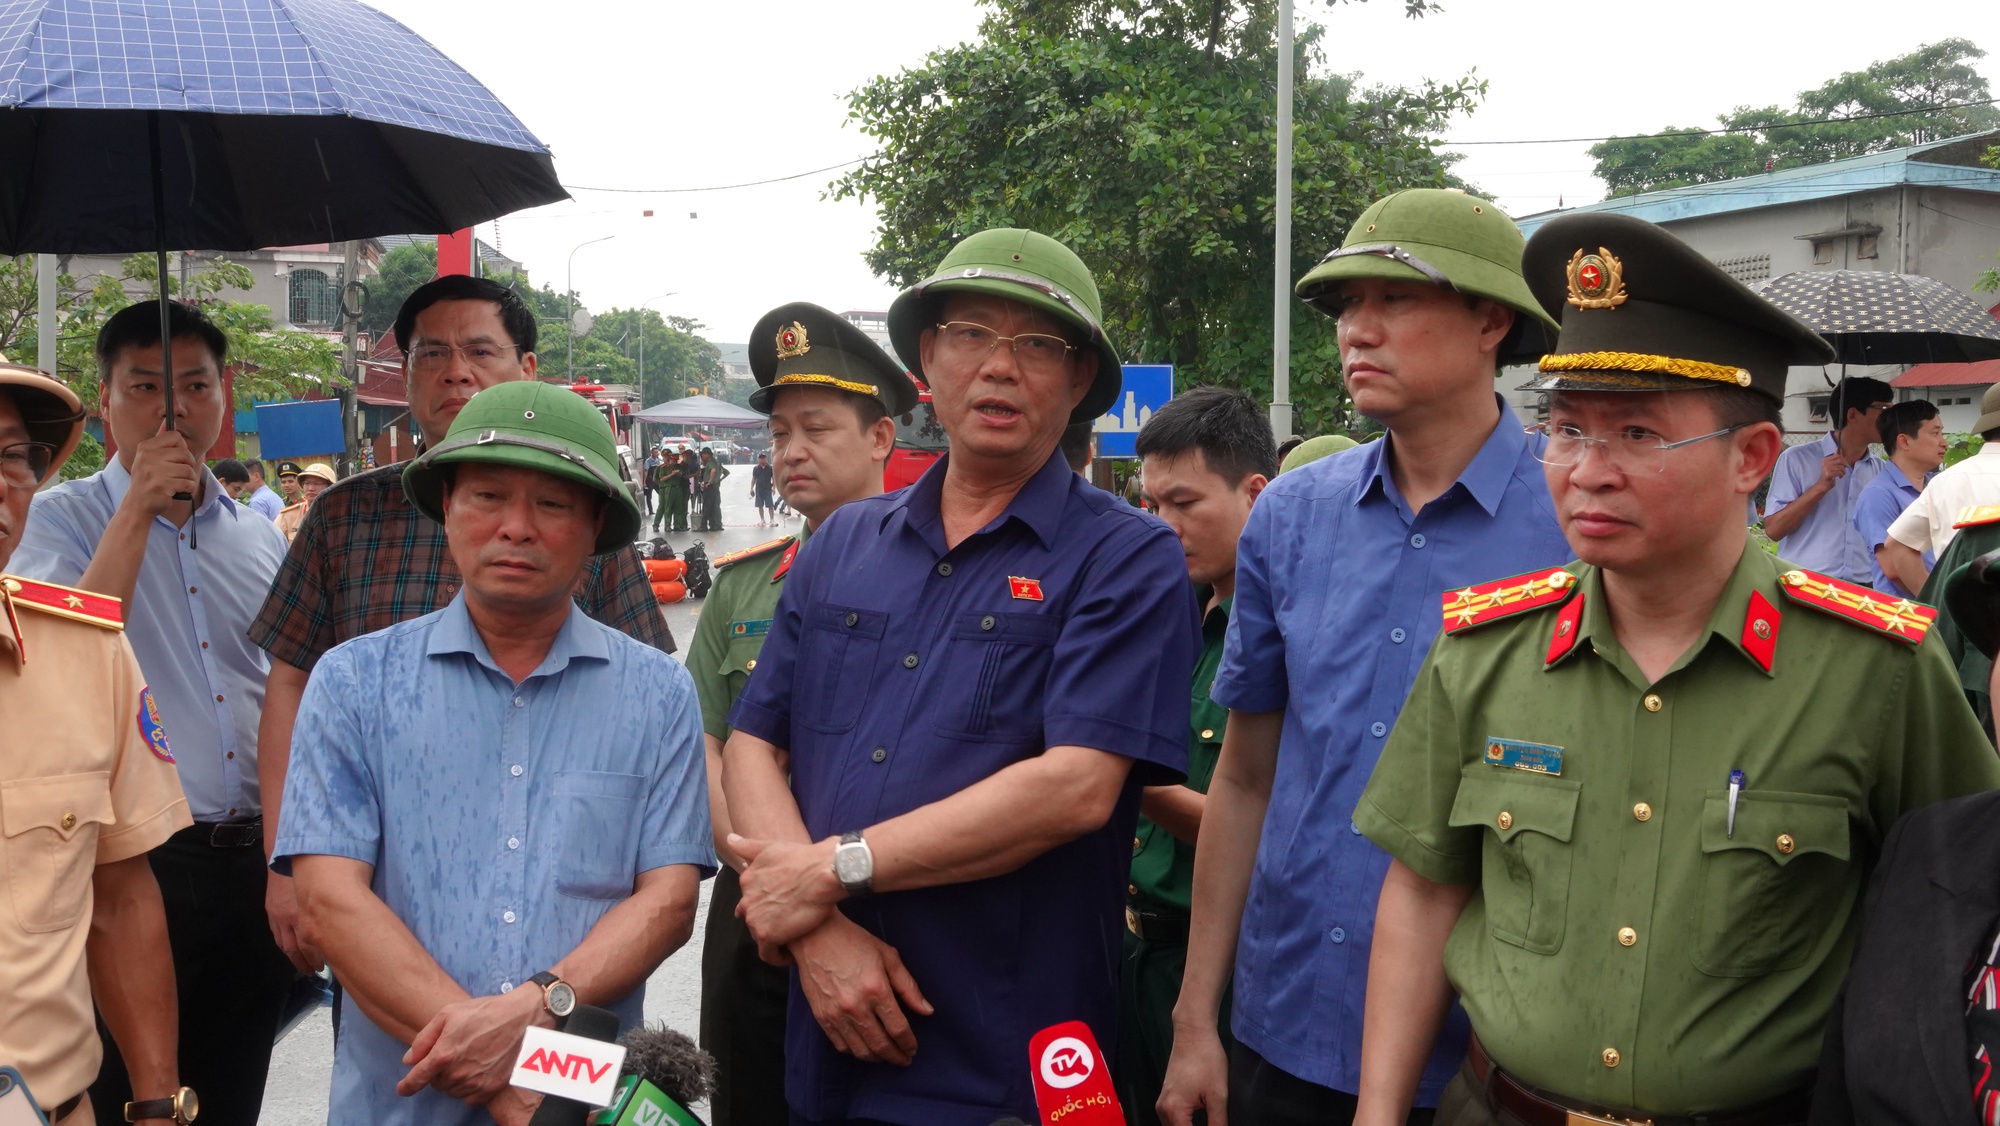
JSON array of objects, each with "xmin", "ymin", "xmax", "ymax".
[
  {"xmin": 749, "ymin": 301, "xmax": 917, "ymax": 418},
  {"xmin": 886, "ymin": 228, "xmax": 1123, "ymax": 423},
  {"xmin": 1296, "ymin": 188, "xmax": 1559, "ymax": 364},
  {"xmin": 1518, "ymin": 212, "xmax": 1833, "ymax": 401}
]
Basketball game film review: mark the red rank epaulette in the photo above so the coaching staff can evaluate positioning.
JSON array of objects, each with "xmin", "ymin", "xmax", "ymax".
[
  {"xmin": 1778, "ymin": 568, "xmax": 1933, "ymax": 645},
  {"xmin": 1442, "ymin": 568, "xmax": 1579, "ymax": 635},
  {"xmin": 1955, "ymin": 504, "xmax": 2000, "ymax": 530},
  {"xmin": 0, "ymin": 574, "xmax": 122, "ymax": 629},
  {"xmin": 713, "ymin": 536, "xmax": 795, "ymax": 571}
]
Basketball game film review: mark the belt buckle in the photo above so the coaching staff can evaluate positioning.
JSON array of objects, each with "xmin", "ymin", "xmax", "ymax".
[
  {"xmin": 1125, "ymin": 906, "xmax": 1141, "ymax": 940},
  {"xmin": 1565, "ymin": 1113, "xmax": 1651, "ymax": 1126}
]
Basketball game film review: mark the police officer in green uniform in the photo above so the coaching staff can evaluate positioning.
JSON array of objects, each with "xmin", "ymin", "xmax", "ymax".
[
  {"xmin": 691, "ymin": 301, "xmax": 910, "ymax": 1126},
  {"xmin": 1117, "ymin": 387, "xmax": 1275, "ymax": 1125},
  {"xmin": 1917, "ymin": 506, "xmax": 2000, "ymax": 729},
  {"xmin": 1351, "ymin": 212, "xmax": 2000, "ymax": 1126}
]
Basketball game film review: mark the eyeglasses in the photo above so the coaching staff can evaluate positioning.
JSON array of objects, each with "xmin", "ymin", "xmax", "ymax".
[
  {"xmin": 0, "ymin": 441, "xmax": 55, "ymax": 488},
  {"xmin": 933, "ymin": 321, "xmax": 1078, "ymax": 376},
  {"xmin": 1317, "ymin": 243, "xmax": 1457, "ymax": 290},
  {"xmin": 407, "ymin": 343, "xmax": 526, "ymax": 375},
  {"xmin": 1536, "ymin": 421, "xmax": 1751, "ymax": 476}
]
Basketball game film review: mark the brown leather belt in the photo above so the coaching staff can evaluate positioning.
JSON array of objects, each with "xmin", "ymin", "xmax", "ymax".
[
  {"xmin": 1467, "ymin": 1035, "xmax": 1808, "ymax": 1126},
  {"xmin": 174, "ymin": 817, "xmax": 263, "ymax": 849}
]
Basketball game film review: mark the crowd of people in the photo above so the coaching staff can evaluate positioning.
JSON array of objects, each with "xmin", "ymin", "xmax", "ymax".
[{"xmin": 6, "ymin": 187, "xmax": 2000, "ymax": 1126}]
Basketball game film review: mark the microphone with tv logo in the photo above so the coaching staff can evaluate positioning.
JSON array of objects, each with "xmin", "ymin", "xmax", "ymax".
[
  {"xmin": 521, "ymin": 1004, "xmax": 622, "ymax": 1126},
  {"xmin": 1027, "ymin": 1020, "xmax": 1123, "ymax": 1125},
  {"xmin": 584, "ymin": 1021, "xmax": 717, "ymax": 1126}
]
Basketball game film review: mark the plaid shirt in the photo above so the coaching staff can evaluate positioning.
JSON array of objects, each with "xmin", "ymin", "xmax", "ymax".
[{"xmin": 248, "ymin": 464, "xmax": 673, "ymax": 669}]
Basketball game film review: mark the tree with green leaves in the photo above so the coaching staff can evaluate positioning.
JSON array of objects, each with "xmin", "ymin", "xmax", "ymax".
[
  {"xmin": 832, "ymin": 0, "xmax": 1475, "ymax": 435},
  {"xmin": 1590, "ymin": 39, "xmax": 2000, "ymax": 197},
  {"xmin": 361, "ymin": 241, "xmax": 438, "ymax": 339},
  {"xmin": 0, "ymin": 253, "xmax": 344, "ymax": 477},
  {"xmin": 487, "ymin": 273, "xmax": 727, "ymax": 406}
]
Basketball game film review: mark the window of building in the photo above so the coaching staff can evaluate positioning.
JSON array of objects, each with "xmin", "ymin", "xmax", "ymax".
[
  {"xmin": 1807, "ymin": 394, "xmax": 1830, "ymax": 424},
  {"xmin": 288, "ymin": 268, "xmax": 337, "ymax": 327},
  {"xmin": 1811, "ymin": 240, "xmax": 1834, "ymax": 265},
  {"xmin": 1857, "ymin": 234, "xmax": 1879, "ymax": 260}
]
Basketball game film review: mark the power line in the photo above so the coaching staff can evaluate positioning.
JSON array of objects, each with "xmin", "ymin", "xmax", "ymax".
[
  {"xmin": 564, "ymin": 159, "xmax": 866, "ymax": 195},
  {"xmin": 1442, "ymin": 96, "xmax": 2000, "ymax": 147}
]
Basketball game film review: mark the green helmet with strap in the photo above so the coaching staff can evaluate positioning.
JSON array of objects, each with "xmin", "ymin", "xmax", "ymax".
[
  {"xmin": 402, "ymin": 381, "xmax": 641, "ymax": 555},
  {"xmin": 887, "ymin": 228, "xmax": 1123, "ymax": 423},
  {"xmin": 1294, "ymin": 188, "xmax": 1559, "ymax": 364}
]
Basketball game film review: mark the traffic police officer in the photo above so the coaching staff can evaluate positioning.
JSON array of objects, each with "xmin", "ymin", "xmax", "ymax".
[
  {"xmin": 1352, "ymin": 213, "xmax": 2000, "ymax": 1126},
  {"xmin": 692, "ymin": 301, "xmax": 909, "ymax": 1126},
  {"xmin": 0, "ymin": 363, "xmax": 197, "ymax": 1126}
]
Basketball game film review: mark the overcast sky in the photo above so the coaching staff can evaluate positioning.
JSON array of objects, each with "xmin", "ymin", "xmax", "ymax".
[{"xmin": 365, "ymin": 0, "xmax": 1995, "ymax": 349}]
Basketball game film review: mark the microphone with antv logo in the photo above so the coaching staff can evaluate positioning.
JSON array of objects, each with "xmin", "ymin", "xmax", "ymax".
[
  {"xmin": 585, "ymin": 1021, "xmax": 717, "ymax": 1126},
  {"xmin": 526, "ymin": 1004, "xmax": 621, "ymax": 1126},
  {"xmin": 1028, "ymin": 1020, "xmax": 1123, "ymax": 1125}
]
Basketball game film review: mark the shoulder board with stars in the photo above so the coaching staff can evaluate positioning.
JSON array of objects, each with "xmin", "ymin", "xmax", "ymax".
[
  {"xmin": 1442, "ymin": 568, "xmax": 1579, "ymax": 635},
  {"xmin": 1778, "ymin": 568, "xmax": 1934, "ymax": 645},
  {"xmin": 1955, "ymin": 504, "xmax": 2000, "ymax": 530},
  {"xmin": 713, "ymin": 537, "xmax": 799, "ymax": 582},
  {"xmin": 1, "ymin": 574, "xmax": 123, "ymax": 630}
]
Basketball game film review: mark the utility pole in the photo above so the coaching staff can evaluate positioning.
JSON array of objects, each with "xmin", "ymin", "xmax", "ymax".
[
  {"xmin": 36, "ymin": 255, "xmax": 55, "ymax": 377},
  {"xmin": 1270, "ymin": 0, "xmax": 1295, "ymax": 441},
  {"xmin": 339, "ymin": 239, "xmax": 362, "ymax": 473}
]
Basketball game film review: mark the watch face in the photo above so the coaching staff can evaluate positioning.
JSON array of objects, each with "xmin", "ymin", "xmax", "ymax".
[
  {"xmin": 547, "ymin": 981, "xmax": 577, "ymax": 1017},
  {"xmin": 176, "ymin": 1088, "xmax": 199, "ymax": 1122},
  {"xmin": 835, "ymin": 844, "xmax": 871, "ymax": 886}
]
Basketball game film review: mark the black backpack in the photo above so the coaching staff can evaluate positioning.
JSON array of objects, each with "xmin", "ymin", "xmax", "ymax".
[
  {"xmin": 683, "ymin": 541, "xmax": 713, "ymax": 598},
  {"xmin": 645, "ymin": 538, "xmax": 677, "ymax": 561}
]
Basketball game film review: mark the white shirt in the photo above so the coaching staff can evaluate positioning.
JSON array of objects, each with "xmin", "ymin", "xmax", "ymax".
[{"xmin": 1887, "ymin": 442, "xmax": 2000, "ymax": 556}]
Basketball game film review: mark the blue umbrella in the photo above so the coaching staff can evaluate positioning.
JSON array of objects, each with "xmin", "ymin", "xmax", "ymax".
[{"xmin": 0, "ymin": 0, "xmax": 568, "ymax": 501}]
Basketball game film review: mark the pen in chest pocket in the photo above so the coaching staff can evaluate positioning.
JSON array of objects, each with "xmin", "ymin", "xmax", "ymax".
[{"xmin": 1727, "ymin": 769, "xmax": 1746, "ymax": 838}]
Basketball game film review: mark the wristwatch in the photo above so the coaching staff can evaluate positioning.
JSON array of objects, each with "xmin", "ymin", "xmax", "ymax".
[
  {"xmin": 528, "ymin": 970, "xmax": 577, "ymax": 1021},
  {"xmin": 125, "ymin": 1087, "xmax": 197, "ymax": 1124},
  {"xmin": 833, "ymin": 830, "xmax": 874, "ymax": 896}
]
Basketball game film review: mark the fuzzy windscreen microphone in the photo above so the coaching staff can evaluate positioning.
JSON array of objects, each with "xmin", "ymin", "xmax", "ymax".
[{"xmin": 584, "ymin": 1022, "xmax": 718, "ymax": 1126}]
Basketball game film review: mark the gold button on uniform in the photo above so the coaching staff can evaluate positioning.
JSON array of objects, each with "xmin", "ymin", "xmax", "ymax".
[
  {"xmin": 1632, "ymin": 802, "xmax": 1652, "ymax": 822},
  {"xmin": 1602, "ymin": 1048, "xmax": 1621, "ymax": 1068},
  {"xmin": 1776, "ymin": 833, "xmax": 1795, "ymax": 854},
  {"xmin": 745, "ymin": 659, "xmax": 757, "ymax": 671},
  {"xmin": 1201, "ymin": 729, "xmax": 1215, "ymax": 740},
  {"xmin": 1496, "ymin": 811, "xmax": 1513, "ymax": 831},
  {"xmin": 1617, "ymin": 926, "xmax": 1637, "ymax": 946},
  {"xmin": 1642, "ymin": 693, "xmax": 1663, "ymax": 712},
  {"xmin": 1128, "ymin": 883, "xmax": 1138, "ymax": 895},
  {"xmin": 60, "ymin": 812, "xmax": 75, "ymax": 830}
]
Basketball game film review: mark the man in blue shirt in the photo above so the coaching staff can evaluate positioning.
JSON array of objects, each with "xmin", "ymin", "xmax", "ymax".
[
  {"xmin": 18, "ymin": 301, "xmax": 294, "ymax": 1126},
  {"xmin": 1158, "ymin": 189, "xmax": 1572, "ymax": 1126},
  {"xmin": 722, "ymin": 228, "xmax": 1197, "ymax": 1126},
  {"xmin": 1763, "ymin": 377, "xmax": 1893, "ymax": 582},
  {"xmin": 276, "ymin": 382, "xmax": 712, "ymax": 1126},
  {"xmin": 246, "ymin": 460, "xmax": 286, "ymax": 521},
  {"xmin": 1853, "ymin": 399, "xmax": 1944, "ymax": 596}
]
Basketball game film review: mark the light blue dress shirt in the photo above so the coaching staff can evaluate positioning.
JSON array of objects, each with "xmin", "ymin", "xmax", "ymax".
[
  {"xmin": 248, "ymin": 483, "xmax": 285, "ymax": 521},
  {"xmin": 1851, "ymin": 461, "xmax": 1932, "ymax": 596},
  {"xmin": 274, "ymin": 596, "xmax": 713, "ymax": 1126},
  {"xmin": 1765, "ymin": 434, "xmax": 1884, "ymax": 583},
  {"xmin": 19, "ymin": 460, "xmax": 287, "ymax": 821},
  {"xmin": 1208, "ymin": 400, "xmax": 1573, "ymax": 1103}
]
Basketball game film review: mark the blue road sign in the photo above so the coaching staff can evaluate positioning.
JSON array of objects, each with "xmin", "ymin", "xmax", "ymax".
[{"xmin": 1094, "ymin": 364, "xmax": 1173, "ymax": 458}]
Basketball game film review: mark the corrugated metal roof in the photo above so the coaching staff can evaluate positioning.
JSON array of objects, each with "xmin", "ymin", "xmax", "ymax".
[
  {"xmin": 1515, "ymin": 131, "xmax": 2000, "ymax": 235},
  {"xmin": 1891, "ymin": 358, "xmax": 2000, "ymax": 387}
]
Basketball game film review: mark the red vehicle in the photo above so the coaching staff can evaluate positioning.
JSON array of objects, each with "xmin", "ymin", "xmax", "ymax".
[{"xmin": 887, "ymin": 388, "xmax": 945, "ymax": 491}]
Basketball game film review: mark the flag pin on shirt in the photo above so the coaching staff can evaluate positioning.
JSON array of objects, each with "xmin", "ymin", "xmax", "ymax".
[{"xmin": 1009, "ymin": 576, "xmax": 1044, "ymax": 601}]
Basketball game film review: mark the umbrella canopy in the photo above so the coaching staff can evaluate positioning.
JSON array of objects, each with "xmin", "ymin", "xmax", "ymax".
[
  {"xmin": 0, "ymin": 0, "xmax": 568, "ymax": 253},
  {"xmin": 630, "ymin": 395, "xmax": 769, "ymax": 429},
  {"xmin": 1754, "ymin": 270, "xmax": 2000, "ymax": 366}
]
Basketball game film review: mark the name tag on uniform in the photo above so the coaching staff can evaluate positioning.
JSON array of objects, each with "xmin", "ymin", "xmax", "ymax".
[
  {"xmin": 1484, "ymin": 737, "xmax": 1563, "ymax": 776},
  {"xmin": 730, "ymin": 619, "xmax": 773, "ymax": 639}
]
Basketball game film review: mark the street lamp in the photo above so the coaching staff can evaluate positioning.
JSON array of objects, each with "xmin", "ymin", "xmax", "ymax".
[{"xmin": 566, "ymin": 234, "xmax": 617, "ymax": 381}]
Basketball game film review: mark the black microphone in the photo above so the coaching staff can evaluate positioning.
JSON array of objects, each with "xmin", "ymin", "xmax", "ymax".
[
  {"xmin": 587, "ymin": 1021, "xmax": 717, "ymax": 1125},
  {"xmin": 525, "ymin": 1004, "xmax": 621, "ymax": 1126}
]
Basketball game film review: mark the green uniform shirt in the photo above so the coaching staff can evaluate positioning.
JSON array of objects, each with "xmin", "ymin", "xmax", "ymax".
[
  {"xmin": 1917, "ymin": 518, "xmax": 2000, "ymax": 717},
  {"xmin": 1357, "ymin": 542, "xmax": 2000, "ymax": 1116},
  {"xmin": 1128, "ymin": 592, "xmax": 1230, "ymax": 913},
  {"xmin": 688, "ymin": 528, "xmax": 804, "ymax": 739}
]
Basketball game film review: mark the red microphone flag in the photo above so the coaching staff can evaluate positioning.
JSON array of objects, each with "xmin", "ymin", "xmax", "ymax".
[{"xmin": 1027, "ymin": 1020, "xmax": 1123, "ymax": 1125}]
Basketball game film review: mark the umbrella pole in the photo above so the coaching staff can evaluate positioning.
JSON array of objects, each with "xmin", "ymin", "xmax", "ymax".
[{"xmin": 151, "ymin": 112, "xmax": 197, "ymax": 540}]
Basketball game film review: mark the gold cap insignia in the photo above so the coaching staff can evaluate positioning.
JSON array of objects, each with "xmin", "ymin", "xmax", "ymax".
[
  {"xmin": 1566, "ymin": 247, "xmax": 1628, "ymax": 310},
  {"xmin": 775, "ymin": 321, "xmax": 811, "ymax": 359}
]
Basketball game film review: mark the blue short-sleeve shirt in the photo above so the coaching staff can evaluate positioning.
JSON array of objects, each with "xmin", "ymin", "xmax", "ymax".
[
  {"xmin": 1210, "ymin": 400, "xmax": 1572, "ymax": 1104},
  {"xmin": 1851, "ymin": 461, "xmax": 1931, "ymax": 596},
  {"xmin": 729, "ymin": 449, "xmax": 1197, "ymax": 1126},
  {"xmin": 274, "ymin": 597, "xmax": 713, "ymax": 1126}
]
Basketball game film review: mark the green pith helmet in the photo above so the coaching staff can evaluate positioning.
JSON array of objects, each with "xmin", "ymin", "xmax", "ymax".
[
  {"xmin": 749, "ymin": 301, "xmax": 917, "ymax": 417},
  {"xmin": 1295, "ymin": 188, "xmax": 1559, "ymax": 364},
  {"xmin": 1517, "ymin": 212, "xmax": 1834, "ymax": 402},
  {"xmin": 402, "ymin": 381, "xmax": 641, "ymax": 555},
  {"xmin": 886, "ymin": 228, "xmax": 1124, "ymax": 423}
]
